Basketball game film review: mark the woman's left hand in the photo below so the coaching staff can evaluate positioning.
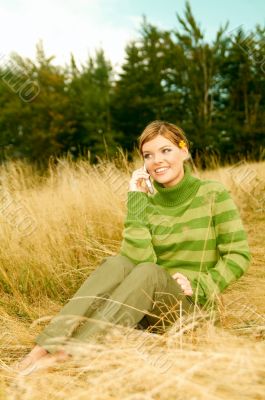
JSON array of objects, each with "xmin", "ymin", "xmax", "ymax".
[{"xmin": 172, "ymin": 272, "xmax": 193, "ymax": 296}]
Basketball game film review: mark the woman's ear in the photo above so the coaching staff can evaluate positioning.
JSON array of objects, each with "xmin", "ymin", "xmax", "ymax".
[
  {"xmin": 181, "ymin": 147, "xmax": 190, "ymax": 161},
  {"xmin": 185, "ymin": 152, "xmax": 191, "ymax": 161}
]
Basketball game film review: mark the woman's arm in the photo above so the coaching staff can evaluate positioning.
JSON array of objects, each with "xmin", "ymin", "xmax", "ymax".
[
  {"xmin": 119, "ymin": 191, "xmax": 157, "ymax": 264},
  {"xmin": 190, "ymin": 187, "xmax": 252, "ymax": 305}
]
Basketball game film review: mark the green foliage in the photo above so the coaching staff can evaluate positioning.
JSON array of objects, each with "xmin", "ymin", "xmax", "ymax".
[{"xmin": 0, "ymin": 2, "xmax": 264, "ymax": 166}]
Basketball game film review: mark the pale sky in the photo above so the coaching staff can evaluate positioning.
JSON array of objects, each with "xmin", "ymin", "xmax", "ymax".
[{"xmin": 0, "ymin": 0, "xmax": 264, "ymax": 70}]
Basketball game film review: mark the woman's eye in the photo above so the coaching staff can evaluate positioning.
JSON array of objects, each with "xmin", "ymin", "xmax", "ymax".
[{"xmin": 143, "ymin": 149, "xmax": 171, "ymax": 158}]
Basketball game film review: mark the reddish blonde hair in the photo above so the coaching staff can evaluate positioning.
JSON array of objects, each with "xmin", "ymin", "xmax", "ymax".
[{"xmin": 138, "ymin": 120, "xmax": 189, "ymax": 155}]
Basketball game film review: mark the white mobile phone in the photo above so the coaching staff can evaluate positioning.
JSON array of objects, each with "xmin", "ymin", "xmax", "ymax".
[{"xmin": 143, "ymin": 164, "xmax": 154, "ymax": 194}]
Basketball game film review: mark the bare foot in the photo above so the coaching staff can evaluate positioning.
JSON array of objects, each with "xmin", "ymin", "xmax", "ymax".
[
  {"xmin": 16, "ymin": 345, "xmax": 48, "ymax": 372},
  {"xmin": 17, "ymin": 348, "xmax": 71, "ymax": 376}
]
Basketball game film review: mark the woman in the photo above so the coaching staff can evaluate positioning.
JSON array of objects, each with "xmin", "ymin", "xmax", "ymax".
[{"xmin": 18, "ymin": 120, "xmax": 251, "ymax": 373}]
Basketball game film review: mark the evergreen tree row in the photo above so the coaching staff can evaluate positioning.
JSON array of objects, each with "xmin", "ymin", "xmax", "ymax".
[{"xmin": 0, "ymin": 2, "xmax": 264, "ymax": 166}]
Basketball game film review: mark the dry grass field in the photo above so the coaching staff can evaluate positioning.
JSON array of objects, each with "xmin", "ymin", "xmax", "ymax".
[{"xmin": 0, "ymin": 153, "xmax": 264, "ymax": 400}]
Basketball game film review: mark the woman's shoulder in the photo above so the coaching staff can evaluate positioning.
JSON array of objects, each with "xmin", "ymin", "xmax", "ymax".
[{"xmin": 196, "ymin": 177, "xmax": 229, "ymax": 197}]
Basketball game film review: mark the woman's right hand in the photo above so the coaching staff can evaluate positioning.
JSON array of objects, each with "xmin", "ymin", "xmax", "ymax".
[{"xmin": 129, "ymin": 167, "xmax": 150, "ymax": 193}]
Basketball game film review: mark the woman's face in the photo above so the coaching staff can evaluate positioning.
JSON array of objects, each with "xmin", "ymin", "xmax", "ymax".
[{"xmin": 142, "ymin": 135, "xmax": 189, "ymax": 188}]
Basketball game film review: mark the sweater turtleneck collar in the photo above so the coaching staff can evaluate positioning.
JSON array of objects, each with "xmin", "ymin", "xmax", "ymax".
[{"xmin": 152, "ymin": 163, "xmax": 201, "ymax": 206}]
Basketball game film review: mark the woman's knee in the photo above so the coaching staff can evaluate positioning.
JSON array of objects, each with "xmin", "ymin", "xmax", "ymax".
[
  {"xmin": 133, "ymin": 262, "xmax": 165, "ymax": 278},
  {"xmin": 99, "ymin": 254, "xmax": 135, "ymax": 273}
]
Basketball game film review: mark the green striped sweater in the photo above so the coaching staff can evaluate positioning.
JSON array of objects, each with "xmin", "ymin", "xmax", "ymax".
[{"xmin": 119, "ymin": 163, "xmax": 252, "ymax": 306}]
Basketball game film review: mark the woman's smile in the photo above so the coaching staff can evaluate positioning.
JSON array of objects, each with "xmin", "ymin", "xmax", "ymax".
[{"xmin": 154, "ymin": 166, "xmax": 170, "ymax": 175}]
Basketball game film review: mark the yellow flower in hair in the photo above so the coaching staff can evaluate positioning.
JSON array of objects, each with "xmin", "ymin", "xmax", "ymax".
[{"xmin": 178, "ymin": 140, "xmax": 186, "ymax": 149}]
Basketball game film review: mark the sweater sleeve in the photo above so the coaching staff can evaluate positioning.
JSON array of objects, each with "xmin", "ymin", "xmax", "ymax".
[
  {"xmin": 119, "ymin": 191, "xmax": 157, "ymax": 265},
  {"xmin": 190, "ymin": 188, "xmax": 252, "ymax": 305}
]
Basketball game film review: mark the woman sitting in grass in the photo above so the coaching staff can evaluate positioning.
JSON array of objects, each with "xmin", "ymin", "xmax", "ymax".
[{"xmin": 18, "ymin": 120, "xmax": 251, "ymax": 374}]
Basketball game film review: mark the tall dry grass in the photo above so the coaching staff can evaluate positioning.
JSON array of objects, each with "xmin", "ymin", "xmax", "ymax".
[{"xmin": 0, "ymin": 152, "xmax": 264, "ymax": 399}]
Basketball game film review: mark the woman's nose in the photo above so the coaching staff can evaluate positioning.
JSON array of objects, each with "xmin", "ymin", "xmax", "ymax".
[{"xmin": 153, "ymin": 153, "xmax": 165, "ymax": 163}]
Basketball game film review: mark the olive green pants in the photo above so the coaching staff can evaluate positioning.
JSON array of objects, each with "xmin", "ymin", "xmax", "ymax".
[{"xmin": 35, "ymin": 255, "xmax": 195, "ymax": 354}]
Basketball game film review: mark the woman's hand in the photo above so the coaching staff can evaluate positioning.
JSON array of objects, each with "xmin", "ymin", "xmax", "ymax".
[
  {"xmin": 172, "ymin": 272, "xmax": 193, "ymax": 296},
  {"xmin": 129, "ymin": 167, "xmax": 150, "ymax": 193}
]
